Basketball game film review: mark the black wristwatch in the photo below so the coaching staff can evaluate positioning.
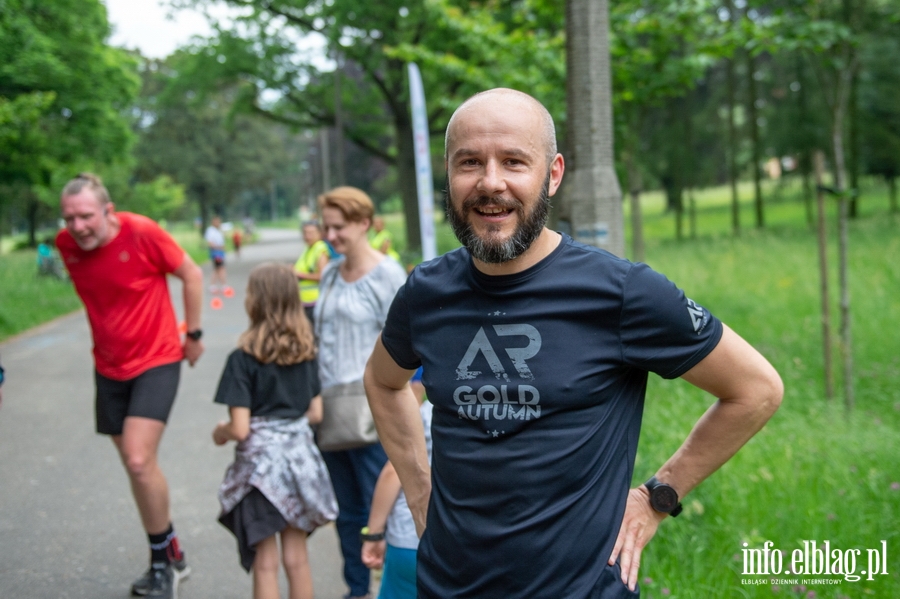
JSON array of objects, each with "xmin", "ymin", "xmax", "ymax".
[
  {"xmin": 644, "ymin": 476, "xmax": 683, "ymax": 517},
  {"xmin": 186, "ymin": 329, "xmax": 203, "ymax": 341},
  {"xmin": 360, "ymin": 526, "xmax": 385, "ymax": 542}
]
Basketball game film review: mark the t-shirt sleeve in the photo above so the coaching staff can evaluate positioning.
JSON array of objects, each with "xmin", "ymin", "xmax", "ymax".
[
  {"xmin": 134, "ymin": 216, "xmax": 186, "ymax": 274},
  {"xmin": 381, "ymin": 283, "xmax": 421, "ymax": 370},
  {"xmin": 373, "ymin": 260, "xmax": 408, "ymax": 329},
  {"xmin": 309, "ymin": 357, "xmax": 322, "ymax": 397},
  {"xmin": 214, "ymin": 350, "xmax": 254, "ymax": 408},
  {"xmin": 619, "ymin": 263, "xmax": 723, "ymax": 379}
]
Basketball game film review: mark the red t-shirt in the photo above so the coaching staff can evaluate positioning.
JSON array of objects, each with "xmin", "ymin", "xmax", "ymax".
[{"xmin": 57, "ymin": 213, "xmax": 186, "ymax": 380}]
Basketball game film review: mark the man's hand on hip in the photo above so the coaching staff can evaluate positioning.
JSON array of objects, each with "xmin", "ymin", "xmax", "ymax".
[{"xmin": 608, "ymin": 485, "xmax": 666, "ymax": 592}]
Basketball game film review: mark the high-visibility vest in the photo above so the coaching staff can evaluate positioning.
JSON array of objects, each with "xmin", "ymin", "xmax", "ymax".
[
  {"xmin": 295, "ymin": 240, "xmax": 329, "ymax": 306},
  {"xmin": 371, "ymin": 229, "xmax": 401, "ymax": 262}
]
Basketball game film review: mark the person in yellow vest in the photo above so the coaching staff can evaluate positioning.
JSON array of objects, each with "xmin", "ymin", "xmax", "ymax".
[
  {"xmin": 294, "ymin": 220, "xmax": 331, "ymax": 324},
  {"xmin": 370, "ymin": 216, "xmax": 401, "ymax": 263}
]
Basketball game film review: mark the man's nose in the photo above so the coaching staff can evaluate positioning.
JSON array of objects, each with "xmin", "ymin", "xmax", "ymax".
[{"xmin": 476, "ymin": 161, "xmax": 507, "ymax": 196}]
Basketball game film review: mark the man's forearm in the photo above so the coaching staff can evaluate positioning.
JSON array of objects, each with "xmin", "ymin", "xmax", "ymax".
[
  {"xmin": 656, "ymin": 324, "xmax": 783, "ymax": 498},
  {"xmin": 364, "ymin": 370, "xmax": 431, "ymax": 533},
  {"xmin": 655, "ymin": 392, "xmax": 780, "ymax": 498},
  {"xmin": 182, "ymin": 263, "xmax": 203, "ymax": 330}
]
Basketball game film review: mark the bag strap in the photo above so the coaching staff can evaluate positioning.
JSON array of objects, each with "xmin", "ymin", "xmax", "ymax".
[{"xmin": 315, "ymin": 265, "xmax": 341, "ymax": 339}]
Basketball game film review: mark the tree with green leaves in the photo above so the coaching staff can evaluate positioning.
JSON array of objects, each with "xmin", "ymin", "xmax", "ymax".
[
  {"xmin": 132, "ymin": 53, "xmax": 295, "ymax": 230},
  {"xmin": 608, "ymin": 1, "xmax": 727, "ymax": 251},
  {"xmin": 0, "ymin": 0, "xmax": 139, "ymax": 243},
  {"xmin": 171, "ymin": 0, "xmax": 563, "ymax": 254}
]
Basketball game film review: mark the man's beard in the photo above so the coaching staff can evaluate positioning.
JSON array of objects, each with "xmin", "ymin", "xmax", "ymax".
[{"xmin": 445, "ymin": 175, "xmax": 551, "ymax": 264}]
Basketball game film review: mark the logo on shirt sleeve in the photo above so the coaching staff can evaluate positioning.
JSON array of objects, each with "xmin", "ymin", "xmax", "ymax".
[{"xmin": 686, "ymin": 298, "xmax": 710, "ymax": 334}]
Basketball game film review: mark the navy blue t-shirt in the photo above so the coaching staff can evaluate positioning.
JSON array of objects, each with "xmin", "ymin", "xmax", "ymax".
[{"xmin": 381, "ymin": 234, "xmax": 722, "ymax": 599}]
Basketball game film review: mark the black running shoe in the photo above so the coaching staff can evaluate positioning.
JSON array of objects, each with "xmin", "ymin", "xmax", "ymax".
[{"xmin": 131, "ymin": 559, "xmax": 190, "ymax": 597}]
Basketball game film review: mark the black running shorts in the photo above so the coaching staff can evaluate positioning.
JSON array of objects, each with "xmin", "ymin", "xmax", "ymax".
[{"xmin": 94, "ymin": 361, "xmax": 181, "ymax": 435}]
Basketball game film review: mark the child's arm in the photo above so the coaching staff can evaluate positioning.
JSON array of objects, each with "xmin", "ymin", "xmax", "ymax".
[
  {"xmin": 361, "ymin": 460, "xmax": 403, "ymax": 569},
  {"xmin": 212, "ymin": 406, "xmax": 251, "ymax": 445},
  {"xmin": 305, "ymin": 395, "xmax": 323, "ymax": 425}
]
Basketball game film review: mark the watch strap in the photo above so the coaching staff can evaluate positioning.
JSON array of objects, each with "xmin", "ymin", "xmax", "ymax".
[{"xmin": 359, "ymin": 526, "xmax": 385, "ymax": 542}]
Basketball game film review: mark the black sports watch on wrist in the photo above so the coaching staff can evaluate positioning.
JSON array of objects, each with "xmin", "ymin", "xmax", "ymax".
[
  {"xmin": 360, "ymin": 526, "xmax": 385, "ymax": 542},
  {"xmin": 644, "ymin": 476, "xmax": 683, "ymax": 517},
  {"xmin": 186, "ymin": 329, "xmax": 203, "ymax": 341}
]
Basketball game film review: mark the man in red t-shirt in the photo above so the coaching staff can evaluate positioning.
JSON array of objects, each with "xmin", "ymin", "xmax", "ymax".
[{"xmin": 58, "ymin": 173, "xmax": 204, "ymax": 599}]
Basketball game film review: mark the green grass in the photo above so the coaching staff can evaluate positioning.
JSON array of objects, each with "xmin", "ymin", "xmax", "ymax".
[
  {"xmin": 0, "ymin": 223, "xmax": 211, "ymax": 342},
  {"xmin": 631, "ymin": 215, "xmax": 900, "ymax": 598},
  {"xmin": 167, "ymin": 222, "xmax": 212, "ymax": 265},
  {"xmin": 0, "ymin": 249, "xmax": 84, "ymax": 340}
]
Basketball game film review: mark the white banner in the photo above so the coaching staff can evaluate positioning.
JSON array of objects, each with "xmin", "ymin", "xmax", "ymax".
[{"xmin": 407, "ymin": 62, "xmax": 437, "ymax": 261}]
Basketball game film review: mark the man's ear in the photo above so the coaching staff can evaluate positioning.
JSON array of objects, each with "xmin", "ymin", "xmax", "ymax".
[
  {"xmin": 104, "ymin": 202, "xmax": 116, "ymax": 216},
  {"xmin": 547, "ymin": 154, "xmax": 565, "ymax": 197}
]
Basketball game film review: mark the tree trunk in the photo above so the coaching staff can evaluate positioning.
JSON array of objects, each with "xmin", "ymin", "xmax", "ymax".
[
  {"xmin": 563, "ymin": 0, "xmax": 624, "ymax": 257},
  {"xmin": 195, "ymin": 183, "xmax": 209, "ymax": 235},
  {"xmin": 726, "ymin": 55, "xmax": 741, "ymax": 235},
  {"xmin": 830, "ymin": 97, "xmax": 854, "ymax": 411},
  {"xmin": 889, "ymin": 176, "xmax": 898, "ymax": 213},
  {"xmin": 27, "ymin": 192, "xmax": 39, "ymax": 247},
  {"xmin": 625, "ymin": 143, "xmax": 644, "ymax": 263},
  {"xmin": 796, "ymin": 56, "xmax": 814, "ymax": 227},
  {"xmin": 800, "ymin": 151, "xmax": 814, "ymax": 227},
  {"xmin": 320, "ymin": 128, "xmax": 331, "ymax": 193},
  {"xmin": 848, "ymin": 70, "xmax": 860, "ymax": 218},
  {"xmin": 746, "ymin": 50, "xmax": 764, "ymax": 228},
  {"xmin": 394, "ymin": 109, "xmax": 422, "ymax": 254},
  {"xmin": 813, "ymin": 151, "xmax": 834, "ymax": 400},
  {"xmin": 333, "ymin": 61, "xmax": 347, "ymax": 186},
  {"xmin": 683, "ymin": 90, "xmax": 696, "ymax": 239}
]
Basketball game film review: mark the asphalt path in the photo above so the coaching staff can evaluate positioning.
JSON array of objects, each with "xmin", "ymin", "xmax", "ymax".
[{"xmin": 0, "ymin": 229, "xmax": 369, "ymax": 599}]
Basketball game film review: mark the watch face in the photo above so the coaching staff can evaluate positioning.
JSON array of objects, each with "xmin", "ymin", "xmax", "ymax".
[{"xmin": 651, "ymin": 485, "xmax": 679, "ymax": 513}]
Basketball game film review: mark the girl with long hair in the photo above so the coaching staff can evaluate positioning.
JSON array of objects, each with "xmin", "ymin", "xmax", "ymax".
[{"xmin": 212, "ymin": 262, "xmax": 338, "ymax": 599}]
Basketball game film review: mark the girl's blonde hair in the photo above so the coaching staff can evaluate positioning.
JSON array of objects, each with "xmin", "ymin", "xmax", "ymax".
[{"xmin": 239, "ymin": 262, "xmax": 316, "ymax": 365}]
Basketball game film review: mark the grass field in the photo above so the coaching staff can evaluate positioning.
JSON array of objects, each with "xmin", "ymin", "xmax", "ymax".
[
  {"xmin": 632, "ymin": 211, "xmax": 900, "ymax": 598},
  {"xmin": 1, "ymin": 177, "xmax": 898, "ymax": 596},
  {"xmin": 0, "ymin": 224, "xmax": 208, "ymax": 341}
]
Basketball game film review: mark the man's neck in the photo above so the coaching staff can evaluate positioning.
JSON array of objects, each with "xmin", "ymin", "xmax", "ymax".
[
  {"xmin": 98, "ymin": 214, "xmax": 122, "ymax": 248},
  {"xmin": 471, "ymin": 228, "xmax": 561, "ymax": 277}
]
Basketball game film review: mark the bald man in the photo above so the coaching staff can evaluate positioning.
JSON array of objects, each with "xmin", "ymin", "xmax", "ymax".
[{"xmin": 364, "ymin": 89, "xmax": 782, "ymax": 598}]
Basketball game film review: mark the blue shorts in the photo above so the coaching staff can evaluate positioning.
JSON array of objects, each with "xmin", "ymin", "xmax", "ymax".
[
  {"xmin": 210, "ymin": 249, "xmax": 225, "ymax": 267},
  {"xmin": 378, "ymin": 545, "xmax": 417, "ymax": 599}
]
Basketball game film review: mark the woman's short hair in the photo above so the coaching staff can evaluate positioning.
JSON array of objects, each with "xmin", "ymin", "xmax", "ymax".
[
  {"xmin": 317, "ymin": 186, "xmax": 374, "ymax": 225},
  {"xmin": 62, "ymin": 173, "xmax": 111, "ymax": 205}
]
